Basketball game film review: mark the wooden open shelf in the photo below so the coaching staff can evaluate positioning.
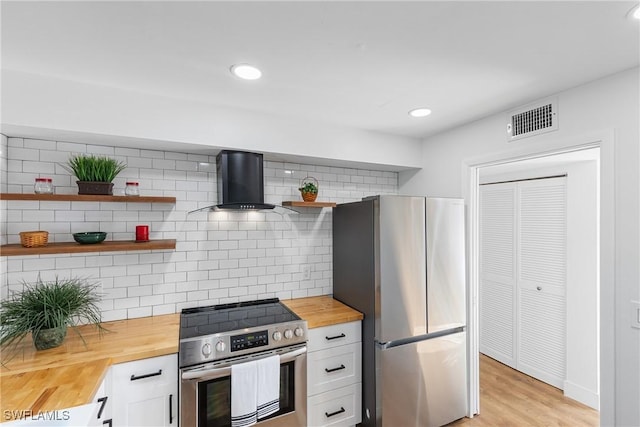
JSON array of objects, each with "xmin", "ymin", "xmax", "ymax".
[
  {"xmin": 0, "ymin": 193, "xmax": 176, "ymax": 203},
  {"xmin": 281, "ymin": 201, "xmax": 337, "ymax": 208},
  {"xmin": 0, "ymin": 239, "xmax": 176, "ymax": 256}
]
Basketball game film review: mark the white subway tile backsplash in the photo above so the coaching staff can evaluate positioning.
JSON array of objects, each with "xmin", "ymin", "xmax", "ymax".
[
  {"xmin": 57, "ymin": 141, "xmax": 87, "ymax": 152},
  {"xmin": 1, "ymin": 138, "xmax": 398, "ymax": 321},
  {"xmin": 127, "ymin": 306, "xmax": 152, "ymax": 319}
]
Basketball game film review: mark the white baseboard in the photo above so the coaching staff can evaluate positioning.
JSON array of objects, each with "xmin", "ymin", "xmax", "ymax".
[{"xmin": 563, "ymin": 380, "xmax": 599, "ymax": 410}]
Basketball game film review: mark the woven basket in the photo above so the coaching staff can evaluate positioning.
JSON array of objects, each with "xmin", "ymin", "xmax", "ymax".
[
  {"xmin": 19, "ymin": 231, "xmax": 49, "ymax": 248},
  {"xmin": 301, "ymin": 191, "xmax": 318, "ymax": 202},
  {"xmin": 299, "ymin": 176, "xmax": 319, "ymax": 202}
]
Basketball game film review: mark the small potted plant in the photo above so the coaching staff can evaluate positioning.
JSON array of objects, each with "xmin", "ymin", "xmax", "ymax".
[
  {"xmin": 0, "ymin": 276, "xmax": 104, "ymax": 358},
  {"xmin": 298, "ymin": 176, "xmax": 319, "ymax": 202},
  {"xmin": 62, "ymin": 154, "xmax": 127, "ymax": 195}
]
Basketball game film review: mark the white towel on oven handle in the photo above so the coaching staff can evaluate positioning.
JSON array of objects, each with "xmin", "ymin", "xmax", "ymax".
[
  {"xmin": 256, "ymin": 355, "xmax": 280, "ymax": 419},
  {"xmin": 231, "ymin": 360, "xmax": 258, "ymax": 427}
]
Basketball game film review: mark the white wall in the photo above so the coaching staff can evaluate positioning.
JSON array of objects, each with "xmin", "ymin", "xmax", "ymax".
[
  {"xmin": 0, "ymin": 70, "xmax": 423, "ymax": 171},
  {"xmin": 400, "ymin": 67, "xmax": 639, "ymax": 426},
  {"xmin": 0, "ymin": 137, "xmax": 398, "ymax": 321}
]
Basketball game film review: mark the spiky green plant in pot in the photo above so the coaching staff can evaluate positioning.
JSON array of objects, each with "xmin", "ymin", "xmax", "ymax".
[
  {"xmin": 0, "ymin": 276, "xmax": 104, "ymax": 360},
  {"xmin": 61, "ymin": 154, "xmax": 127, "ymax": 195}
]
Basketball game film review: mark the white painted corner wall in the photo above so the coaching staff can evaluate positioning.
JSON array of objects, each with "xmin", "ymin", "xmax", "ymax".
[{"xmin": 400, "ymin": 67, "xmax": 639, "ymax": 426}]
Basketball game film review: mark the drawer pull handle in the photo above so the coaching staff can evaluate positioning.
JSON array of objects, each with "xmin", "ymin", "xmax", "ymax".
[
  {"xmin": 325, "ymin": 333, "xmax": 346, "ymax": 341},
  {"xmin": 169, "ymin": 393, "xmax": 174, "ymax": 424},
  {"xmin": 103, "ymin": 420, "xmax": 112, "ymax": 427},
  {"xmin": 325, "ymin": 364, "xmax": 346, "ymax": 373},
  {"xmin": 326, "ymin": 407, "xmax": 346, "ymax": 418},
  {"xmin": 130, "ymin": 369, "xmax": 162, "ymax": 381}
]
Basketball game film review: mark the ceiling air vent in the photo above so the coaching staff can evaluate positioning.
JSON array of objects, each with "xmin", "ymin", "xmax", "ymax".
[{"xmin": 506, "ymin": 98, "xmax": 558, "ymax": 141}]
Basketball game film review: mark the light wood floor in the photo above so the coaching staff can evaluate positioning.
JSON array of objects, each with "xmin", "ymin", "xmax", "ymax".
[{"xmin": 447, "ymin": 354, "xmax": 599, "ymax": 426}]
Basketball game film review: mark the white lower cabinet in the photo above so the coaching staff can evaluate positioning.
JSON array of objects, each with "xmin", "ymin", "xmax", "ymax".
[
  {"xmin": 308, "ymin": 383, "xmax": 362, "ymax": 427},
  {"xmin": 110, "ymin": 354, "xmax": 178, "ymax": 427},
  {"xmin": 91, "ymin": 369, "xmax": 112, "ymax": 426},
  {"xmin": 307, "ymin": 321, "xmax": 362, "ymax": 427}
]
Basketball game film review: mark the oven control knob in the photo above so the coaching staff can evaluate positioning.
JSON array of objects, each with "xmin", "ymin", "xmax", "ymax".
[
  {"xmin": 202, "ymin": 343, "xmax": 212, "ymax": 357},
  {"xmin": 215, "ymin": 341, "xmax": 226, "ymax": 353},
  {"xmin": 272, "ymin": 331, "xmax": 282, "ymax": 341},
  {"xmin": 294, "ymin": 327, "xmax": 304, "ymax": 338},
  {"xmin": 284, "ymin": 329, "xmax": 293, "ymax": 340}
]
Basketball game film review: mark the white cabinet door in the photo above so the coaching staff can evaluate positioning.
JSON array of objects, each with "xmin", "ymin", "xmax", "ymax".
[
  {"xmin": 479, "ymin": 183, "xmax": 517, "ymax": 366},
  {"xmin": 110, "ymin": 354, "xmax": 178, "ymax": 427},
  {"xmin": 516, "ymin": 178, "xmax": 567, "ymax": 388},
  {"xmin": 479, "ymin": 177, "xmax": 567, "ymax": 389}
]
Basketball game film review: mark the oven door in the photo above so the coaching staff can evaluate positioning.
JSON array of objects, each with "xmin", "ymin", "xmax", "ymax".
[{"xmin": 180, "ymin": 344, "xmax": 307, "ymax": 427}]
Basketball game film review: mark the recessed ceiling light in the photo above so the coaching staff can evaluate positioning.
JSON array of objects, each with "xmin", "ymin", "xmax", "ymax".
[
  {"xmin": 408, "ymin": 108, "xmax": 432, "ymax": 118},
  {"xmin": 230, "ymin": 64, "xmax": 262, "ymax": 80},
  {"xmin": 627, "ymin": 4, "xmax": 640, "ymax": 20}
]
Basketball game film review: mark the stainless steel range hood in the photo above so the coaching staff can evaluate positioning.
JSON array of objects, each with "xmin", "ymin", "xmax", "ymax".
[{"xmin": 189, "ymin": 150, "xmax": 276, "ymax": 213}]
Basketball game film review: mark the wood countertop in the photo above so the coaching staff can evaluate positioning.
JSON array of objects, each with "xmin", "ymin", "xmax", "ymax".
[
  {"xmin": 0, "ymin": 314, "xmax": 179, "ymax": 422},
  {"xmin": 282, "ymin": 295, "xmax": 363, "ymax": 328},
  {"xmin": 0, "ymin": 296, "xmax": 361, "ymax": 421}
]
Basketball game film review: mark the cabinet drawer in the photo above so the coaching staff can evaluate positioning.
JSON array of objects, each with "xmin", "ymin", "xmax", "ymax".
[
  {"xmin": 308, "ymin": 343, "xmax": 362, "ymax": 396},
  {"xmin": 111, "ymin": 354, "xmax": 177, "ymax": 388},
  {"xmin": 308, "ymin": 321, "xmax": 361, "ymax": 352},
  {"xmin": 308, "ymin": 383, "xmax": 362, "ymax": 427}
]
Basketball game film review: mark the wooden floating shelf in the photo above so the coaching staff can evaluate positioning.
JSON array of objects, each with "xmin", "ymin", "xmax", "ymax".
[
  {"xmin": 281, "ymin": 201, "xmax": 337, "ymax": 208},
  {"xmin": 0, "ymin": 239, "xmax": 176, "ymax": 256},
  {"xmin": 0, "ymin": 193, "xmax": 176, "ymax": 203}
]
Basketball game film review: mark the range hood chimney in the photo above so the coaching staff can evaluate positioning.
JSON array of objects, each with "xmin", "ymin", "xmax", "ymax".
[
  {"xmin": 216, "ymin": 150, "xmax": 275, "ymax": 210},
  {"xmin": 190, "ymin": 150, "xmax": 275, "ymax": 213}
]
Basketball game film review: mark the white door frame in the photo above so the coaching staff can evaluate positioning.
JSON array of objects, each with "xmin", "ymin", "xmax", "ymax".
[{"xmin": 463, "ymin": 130, "xmax": 614, "ymax": 423}]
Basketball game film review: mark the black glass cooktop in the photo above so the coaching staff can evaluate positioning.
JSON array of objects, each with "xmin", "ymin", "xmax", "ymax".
[{"xmin": 179, "ymin": 298, "xmax": 300, "ymax": 339}]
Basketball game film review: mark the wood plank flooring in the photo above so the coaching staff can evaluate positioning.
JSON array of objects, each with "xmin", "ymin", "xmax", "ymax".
[{"xmin": 447, "ymin": 354, "xmax": 599, "ymax": 427}]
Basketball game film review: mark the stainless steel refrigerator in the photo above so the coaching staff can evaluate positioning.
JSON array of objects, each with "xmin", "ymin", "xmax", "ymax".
[{"xmin": 333, "ymin": 195, "xmax": 467, "ymax": 427}]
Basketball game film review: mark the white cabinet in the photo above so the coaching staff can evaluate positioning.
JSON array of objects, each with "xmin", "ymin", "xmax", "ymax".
[
  {"xmin": 110, "ymin": 354, "xmax": 178, "ymax": 427},
  {"xmin": 307, "ymin": 321, "xmax": 362, "ymax": 427},
  {"xmin": 90, "ymin": 370, "xmax": 112, "ymax": 426}
]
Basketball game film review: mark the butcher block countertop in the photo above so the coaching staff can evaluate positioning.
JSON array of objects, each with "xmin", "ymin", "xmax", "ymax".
[
  {"xmin": 0, "ymin": 314, "xmax": 179, "ymax": 422},
  {"xmin": 282, "ymin": 295, "xmax": 363, "ymax": 328},
  {"xmin": 0, "ymin": 296, "xmax": 361, "ymax": 421}
]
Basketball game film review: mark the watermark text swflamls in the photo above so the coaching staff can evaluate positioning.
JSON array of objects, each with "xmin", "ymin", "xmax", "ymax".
[{"xmin": 3, "ymin": 409, "xmax": 71, "ymax": 421}]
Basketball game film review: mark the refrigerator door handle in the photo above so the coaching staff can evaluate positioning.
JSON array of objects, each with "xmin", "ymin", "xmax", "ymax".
[{"xmin": 376, "ymin": 326, "xmax": 465, "ymax": 350}]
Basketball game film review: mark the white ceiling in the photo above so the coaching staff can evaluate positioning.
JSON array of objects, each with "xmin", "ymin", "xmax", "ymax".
[{"xmin": 1, "ymin": 1, "xmax": 639, "ymax": 140}]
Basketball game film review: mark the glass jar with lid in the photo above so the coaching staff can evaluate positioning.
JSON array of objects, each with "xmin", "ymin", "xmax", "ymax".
[
  {"xmin": 34, "ymin": 178, "xmax": 54, "ymax": 194},
  {"xmin": 125, "ymin": 181, "xmax": 140, "ymax": 196}
]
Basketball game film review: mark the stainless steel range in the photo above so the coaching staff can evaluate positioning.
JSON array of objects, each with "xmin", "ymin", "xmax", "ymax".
[{"xmin": 179, "ymin": 298, "xmax": 308, "ymax": 427}]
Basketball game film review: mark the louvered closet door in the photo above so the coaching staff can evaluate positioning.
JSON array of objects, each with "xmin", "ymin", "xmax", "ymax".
[
  {"xmin": 479, "ymin": 183, "xmax": 517, "ymax": 367},
  {"xmin": 516, "ymin": 177, "xmax": 567, "ymax": 388}
]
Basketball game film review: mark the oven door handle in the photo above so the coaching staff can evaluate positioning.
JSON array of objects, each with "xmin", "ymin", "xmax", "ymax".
[{"xmin": 181, "ymin": 346, "xmax": 307, "ymax": 381}]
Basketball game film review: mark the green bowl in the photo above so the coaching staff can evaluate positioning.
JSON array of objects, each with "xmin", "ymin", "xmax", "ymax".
[{"xmin": 73, "ymin": 232, "xmax": 107, "ymax": 244}]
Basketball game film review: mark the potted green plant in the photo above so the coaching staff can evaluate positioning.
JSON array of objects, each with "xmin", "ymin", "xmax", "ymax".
[
  {"xmin": 0, "ymin": 276, "xmax": 104, "ymax": 358},
  {"xmin": 298, "ymin": 176, "xmax": 319, "ymax": 202},
  {"xmin": 62, "ymin": 154, "xmax": 127, "ymax": 195}
]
